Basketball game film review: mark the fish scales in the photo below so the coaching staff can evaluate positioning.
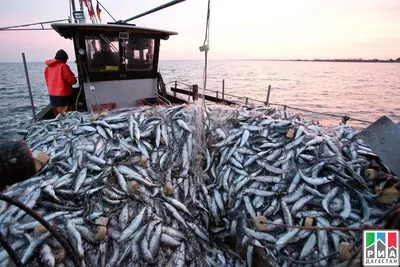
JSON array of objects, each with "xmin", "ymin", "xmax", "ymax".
[{"xmin": 1, "ymin": 105, "xmax": 390, "ymax": 267}]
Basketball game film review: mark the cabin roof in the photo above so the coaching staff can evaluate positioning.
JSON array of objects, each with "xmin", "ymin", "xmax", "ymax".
[{"xmin": 51, "ymin": 23, "xmax": 178, "ymax": 40}]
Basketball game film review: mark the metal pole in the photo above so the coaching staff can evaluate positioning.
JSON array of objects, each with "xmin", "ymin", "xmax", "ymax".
[
  {"xmin": 70, "ymin": 0, "xmax": 77, "ymax": 23},
  {"xmin": 70, "ymin": 0, "xmax": 76, "ymax": 12},
  {"xmin": 0, "ymin": 19, "xmax": 69, "ymax": 31},
  {"xmin": 265, "ymin": 85, "xmax": 271, "ymax": 106},
  {"xmin": 122, "ymin": 0, "xmax": 186, "ymax": 23},
  {"xmin": 222, "ymin": 79, "xmax": 225, "ymax": 100},
  {"xmin": 174, "ymin": 81, "xmax": 177, "ymax": 97},
  {"xmin": 245, "ymin": 97, "xmax": 249, "ymax": 106},
  {"xmin": 216, "ymin": 91, "xmax": 219, "ymax": 99},
  {"xmin": 22, "ymin": 53, "xmax": 37, "ymax": 122}
]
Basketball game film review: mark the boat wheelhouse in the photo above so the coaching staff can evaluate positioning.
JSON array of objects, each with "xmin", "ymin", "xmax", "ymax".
[{"xmin": 49, "ymin": 22, "xmax": 188, "ymax": 115}]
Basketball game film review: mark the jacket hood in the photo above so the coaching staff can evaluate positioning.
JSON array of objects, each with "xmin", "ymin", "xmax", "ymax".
[{"xmin": 45, "ymin": 59, "xmax": 64, "ymax": 66}]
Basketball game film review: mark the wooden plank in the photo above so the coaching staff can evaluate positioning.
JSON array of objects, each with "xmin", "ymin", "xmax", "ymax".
[
  {"xmin": 164, "ymin": 93, "xmax": 187, "ymax": 104},
  {"xmin": 192, "ymin": 85, "xmax": 199, "ymax": 101},
  {"xmin": 170, "ymin": 87, "xmax": 238, "ymax": 105}
]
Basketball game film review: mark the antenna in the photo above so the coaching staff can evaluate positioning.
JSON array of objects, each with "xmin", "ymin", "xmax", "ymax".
[{"xmin": 120, "ymin": 0, "xmax": 186, "ymax": 24}]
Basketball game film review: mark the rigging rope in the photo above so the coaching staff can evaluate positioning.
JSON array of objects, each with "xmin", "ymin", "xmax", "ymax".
[
  {"xmin": 276, "ymin": 250, "xmax": 340, "ymax": 265},
  {"xmin": 262, "ymin": 221, "xmax": 365, "ymax": 232},
  {"xmin": 0, "ymin": 194, "xmax": 81, "ymax": 266},
  {"xmin": 0, "ymin": 19, "xmax": 69, "ymax": 31},
  {"xmin": 201, "ymin": 0, "xmax": 211, "ymax": 110},
  {"xmin": 267, "ymin": 102, "xmax": 373, "ymax": 124},
  {"xmin": 0, "ymin": 28, "xmax": 53, "ymax": 31},
  {"xmin": 97, "ymin": 0, "xmax": 117, "ymax": 22},
  {"xmin": 0, "ymin": 232, "xmax": 22, "ymax": 266}
]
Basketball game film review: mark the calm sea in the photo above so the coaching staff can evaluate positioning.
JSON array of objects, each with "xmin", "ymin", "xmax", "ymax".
[{"xmin": 0, "ymin": 60, "xmax": 399, "ymax": 140}]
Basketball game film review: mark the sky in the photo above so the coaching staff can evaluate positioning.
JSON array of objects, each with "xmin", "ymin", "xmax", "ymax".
[{"xmin": 0, "ymin": 0, "xmax": 399, "ymax": 62}]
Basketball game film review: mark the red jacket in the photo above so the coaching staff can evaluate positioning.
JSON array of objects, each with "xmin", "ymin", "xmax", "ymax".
[{"xmin": 44, "ymin": 59, "xmax": 77, "ymax": 96}]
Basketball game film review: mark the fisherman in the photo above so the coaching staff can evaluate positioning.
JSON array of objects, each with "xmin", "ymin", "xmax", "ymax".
[
  {"xmin": 91, "ymin": 39, "xmax": 119, "ymax": 69},
  {"xmin": 44, "ymin": 49, "xmax": 77, "ymax": 116}
]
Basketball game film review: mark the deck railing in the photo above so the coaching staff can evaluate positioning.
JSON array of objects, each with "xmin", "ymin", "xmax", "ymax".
[{"xmin": 168, "ymin": 80, "xmax": 373, "ymax": 128}]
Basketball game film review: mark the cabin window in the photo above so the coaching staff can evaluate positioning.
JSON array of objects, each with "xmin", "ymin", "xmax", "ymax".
[
  {"xmin": 122, "ymin": 37, "xmax": 155, "ymax": 71},
  {"xmin": 85, "ymin": 36, "xmax": 120, "ymax": 72}
]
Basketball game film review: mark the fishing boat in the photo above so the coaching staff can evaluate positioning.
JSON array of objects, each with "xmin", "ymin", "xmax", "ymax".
[
  {"xmin": 8, "ymin": 0, "xmax": 366, "ymax": 133},
  {"xmin": 1, "ymin": 2, "xmax": 399, "ymax": 267},
  {"xmin": 20, "ymin": 0, "xmax": 244, "ymax": 126},
  {"xmin": 6, "ymin": 0, "xmax": 396, "ymax": 159},
  {"xmin": 4, "ymin": 0, "xmax": 397, "ymax": 135}
]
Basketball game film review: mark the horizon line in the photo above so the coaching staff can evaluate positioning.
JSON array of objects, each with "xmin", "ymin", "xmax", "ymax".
[{"xmin": 1, "ymin": 58, "xmax": 399, "ymax": 64}]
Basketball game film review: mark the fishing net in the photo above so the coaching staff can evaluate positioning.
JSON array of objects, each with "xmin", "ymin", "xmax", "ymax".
[
  {"xmin": 0, "ymin": 103, "xmax": 396, "ymax": 266},
  {"xmin": 202, "ymin": 105, "xmax": 392, "ymax": 266}
]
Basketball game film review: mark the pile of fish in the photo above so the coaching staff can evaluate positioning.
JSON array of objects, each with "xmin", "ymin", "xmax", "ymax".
[
  {"xmin": 0, "ymin": 104, "xmax": 393, "ymax": 266},
  {"xmin": 204, "ymin": 107, "xmax": 392, "ymax": 266}
]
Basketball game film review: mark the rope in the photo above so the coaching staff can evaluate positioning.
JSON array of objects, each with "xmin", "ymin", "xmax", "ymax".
[
  {"xmin": 176, "ymin": 81, "xmax": 192, "ymax": 87},
  {"xmin": 268, "ymin": 103, "xmax": 373, "ymax": 124},
  {"xmin": 0, "ymin": 194, "xmax": 81, "ymax": 266},
  {"xmin": 276, "ymin": 249, "xmax": 340, "ymax": 264},
  {"xmin": 97, "ymin": 0, "xmax": 117, "ymax": 22},
  {"xmin": 75, "ymin": 83, "xmax": 83, "ymax": 111},
  {"xmin": 0, "ymin": 231, "xmax": 22, "ymax": 267},
  {"xmin": 81, "ymin": 63, "xmax": 100, "ymax": 110},
  {"xmin": 345, "ymin": 247, "xmax": 362, "ymax": 267},
  {"xmin": 201, "ymin": 0, "xmax": 211, "ymax": 110},
  {"xmin": 342, "ymin": 207, "xmax": 397, "ymax": 267},
  {"xmin": 165, "ymin": 81, "xmax": 177, "ymax": 85},
  {"xmin": 265, "ymin": 221, "xmax": 365, "ymax": 232},
  {"xmin": 100, "ymin": 34, "xmax": 118, "ymax": 53}
]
